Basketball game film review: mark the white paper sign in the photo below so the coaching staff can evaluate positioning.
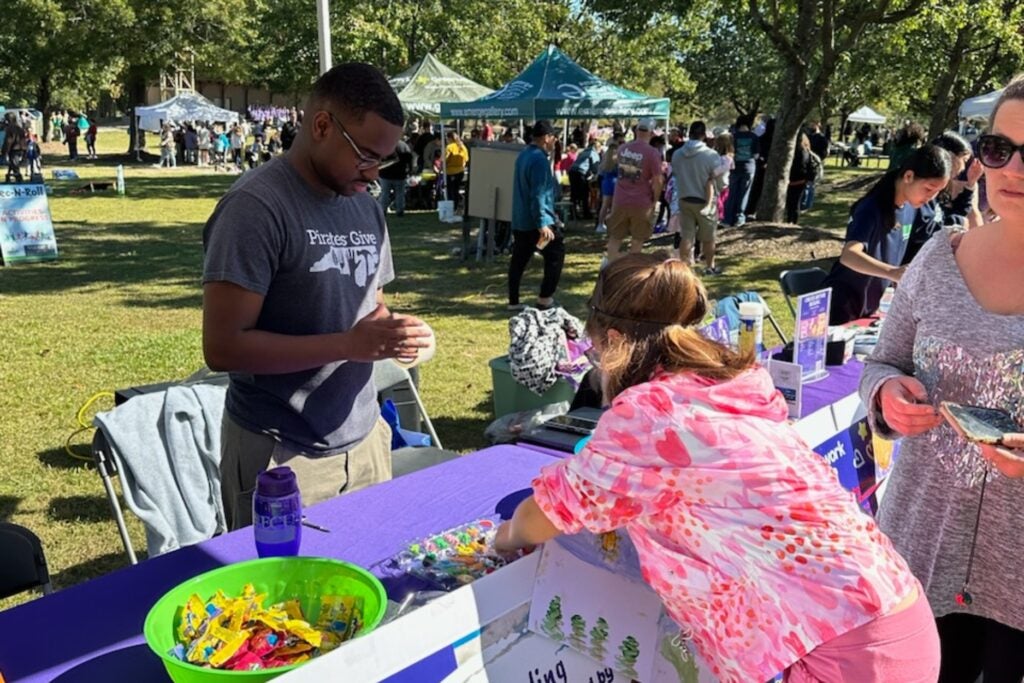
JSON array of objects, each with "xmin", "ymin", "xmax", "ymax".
[{"xmin": 769, "ymin": 359, "xmax": 803, "ymax": 419}]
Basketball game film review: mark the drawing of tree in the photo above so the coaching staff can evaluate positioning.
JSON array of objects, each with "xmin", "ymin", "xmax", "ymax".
[
  {"xmin": 615, "ymin": 635, "xmax": 641, "ymax": 679},
  {"xmin": 541, "ymin": 596, "xmax": 564, "ymax": 640},
  {"xmin": 569, "ymin": 614, "xmax": 587, "ymax": 650},
  {"xmin": 589, "ymin": 616, "xmax": 610, "ymax": 660}
]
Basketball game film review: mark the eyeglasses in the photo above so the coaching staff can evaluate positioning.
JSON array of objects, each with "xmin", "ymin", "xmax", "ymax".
[
  {"xmin": 977, "ymin": 134, "xmax": 1024, "ymax": 169},
  {"xmin": 326, "ymin": 112, "xmax": 395, "ymax": 170}
]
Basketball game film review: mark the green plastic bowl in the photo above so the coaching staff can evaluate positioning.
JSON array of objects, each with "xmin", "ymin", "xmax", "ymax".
[{"xmin": 144, "ymin": 557, "xmax": 387, "ymax": 683}]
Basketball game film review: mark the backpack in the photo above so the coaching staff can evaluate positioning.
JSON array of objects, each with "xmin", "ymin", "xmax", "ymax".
[{"xmin": 809, "ymin": 152, "xmax": 824, "ymax": 183}]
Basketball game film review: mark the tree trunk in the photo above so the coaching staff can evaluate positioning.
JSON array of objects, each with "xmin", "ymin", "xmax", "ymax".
[
  {"xmin": 926, "ymin": 29, "xmax": 970, "ymax": 138},
  {"xmin": 37, "ymin": 75, "xmax": 52, "ymax": 142},
  {"xmin": 756, "ymin": 66, "xmax": 815, "ymax": 222},
  {"xmin": 125, "ymin": 70, "xmax": 148, "ymax": 155}
]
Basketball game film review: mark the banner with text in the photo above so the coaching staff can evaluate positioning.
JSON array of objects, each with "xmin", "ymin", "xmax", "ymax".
[{"xmin": 0, "ymin": 184, "xmax": 57, "ymax": 264}]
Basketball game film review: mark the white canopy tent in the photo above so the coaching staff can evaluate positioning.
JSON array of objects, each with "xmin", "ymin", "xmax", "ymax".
[
  {"xmin": 959, "ymin": 89, "xmax": 1002, "ymax": 120},
  {"xmin": 135, "ymin": 91, "xmax": 240, "ymax": 132},
  {"xmin": 847, "ymin": 106, "xmax": 887, "ymax": 125}
]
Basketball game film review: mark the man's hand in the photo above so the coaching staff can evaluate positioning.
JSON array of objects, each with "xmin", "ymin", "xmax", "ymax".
[
  {"xmin": 980, "ymin": 434, "xmax": 1024, "ymax": 478},
  {"xmin": 877, "ymin": 376, "xmax": 943, "ymax": 437},
  {"xmin": 889, "ymin": 264, "xmax": 908, "ymax": 282},
  {"xmin": 343, "ymin": 304, "xmax": 431, "ymax": 363},
  {"xmin": 539, "ymin": 226, "xmax": 556, "ymax": 243}
]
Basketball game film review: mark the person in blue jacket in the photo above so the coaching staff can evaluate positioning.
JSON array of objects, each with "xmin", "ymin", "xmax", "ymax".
[
  {"xmin": 822, "ymin": 144, "xmax": 951, "ymax": 324},
  {"xmin": 508, "ymin": 120, "xmax": 564, "ymax": 311}
]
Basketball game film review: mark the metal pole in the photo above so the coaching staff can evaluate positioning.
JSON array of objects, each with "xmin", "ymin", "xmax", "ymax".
[{"xmin": 316, "ymin": 0, "xmax": 332, "ymax": 74}]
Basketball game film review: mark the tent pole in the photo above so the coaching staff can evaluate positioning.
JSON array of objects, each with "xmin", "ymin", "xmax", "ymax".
[
  {"xmin": 315, "ymin": 0, "xmax": 332, "ymax": 74},
  {"xmin": 440, "ymin": 120, "xmax": 448, "ymax": 210}
]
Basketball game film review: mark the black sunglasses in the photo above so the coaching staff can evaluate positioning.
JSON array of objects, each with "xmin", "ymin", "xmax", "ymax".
[{"xmin": 977, "ymin": 134, "xmax": 1024, "ymax": 169}]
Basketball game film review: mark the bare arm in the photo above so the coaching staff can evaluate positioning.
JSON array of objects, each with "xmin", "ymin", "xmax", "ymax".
[
  {"xmin": 494, "ymin": 496, "xmax": 561, "ymax": 551},
  {"xmin": 202, "ymin": 282, "xmax": 430, "ymax": 374},
  {"xmin": 838, "ymin": 241, "xmax": 906, "ymax": 282}
]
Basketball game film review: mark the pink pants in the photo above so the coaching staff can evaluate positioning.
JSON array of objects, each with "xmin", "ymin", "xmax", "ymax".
[{"xmin": 785, "ymin": 592, "xmax": 940, "ymax": 683}]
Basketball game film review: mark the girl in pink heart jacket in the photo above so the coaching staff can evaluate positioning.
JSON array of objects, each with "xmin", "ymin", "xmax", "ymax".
[{"xmin": 495, "ymin": 253, "xmax": 939, "ymax": 683}]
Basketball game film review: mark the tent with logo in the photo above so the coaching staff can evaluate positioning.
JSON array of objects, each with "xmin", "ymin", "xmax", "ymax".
[
  {"xmin": 389, "ymin": 54, "xmax": 493, "ymax": 119},
  {"xmin": 846, "ymin": 106, "xmax": 887, "ymax": 125},
  {"xmin": 135, "ymin": 91, "xmax": 240, "ymax": 132},
  {"xmin": 439, "ymin": 45, "xmax": 670, "ymax": 120},
  {"xmin": 959, "ymin": 89, "xmax": 1002, "ymax": 120}
]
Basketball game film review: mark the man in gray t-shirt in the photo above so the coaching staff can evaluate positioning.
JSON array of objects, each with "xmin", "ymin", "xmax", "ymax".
[{"xmin": 203, "ymin": 63, "xmax": 430, "ymax": 529}]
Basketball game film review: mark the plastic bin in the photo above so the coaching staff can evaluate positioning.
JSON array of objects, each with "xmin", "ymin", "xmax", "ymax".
[{"xmin": 489, "ymin": 355, "xmax": 577, "ymax": 417}]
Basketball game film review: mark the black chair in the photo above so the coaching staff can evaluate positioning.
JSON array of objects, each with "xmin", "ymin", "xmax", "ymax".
[
  {"xmin": 779, "ymin": 267, "xmax": 829, "ymax": 317},
  {"xmin": 0, "ymin": 523, "xmax": 53, "ymax": 599}
]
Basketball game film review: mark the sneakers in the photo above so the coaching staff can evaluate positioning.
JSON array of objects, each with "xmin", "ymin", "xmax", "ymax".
[
  {"xmin": 507, "ymin": 303, "xmax": 525, "ymax": 312},
  {"xmin": 704, "ymin": 266, "xmax": 724, "ymax": 276},
  {"xmin": 653, "ymin": 221, "xmax": 668, "ymax": 234},
  {"xmin": 595, "ymin": 223, "xmax": 607, "ymax": 234}
]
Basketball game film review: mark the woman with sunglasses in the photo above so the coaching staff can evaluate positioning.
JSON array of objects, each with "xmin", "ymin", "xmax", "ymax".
[
  {"xmin": 860, "ymin": 76, "xmax": 1024, "ymax": 682},
  {"xmin": 495, "ymin": 253, "xmax": 940, "ymax": 683},
  {"xmin": 821, "ymin": 144, "xmax": 951, "ymax": 324}
]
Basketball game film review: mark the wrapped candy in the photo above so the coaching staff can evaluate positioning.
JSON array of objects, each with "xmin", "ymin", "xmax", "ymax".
[{"xmin": 170, "ymin": 584, "xmax": 364, "ymax": 671}]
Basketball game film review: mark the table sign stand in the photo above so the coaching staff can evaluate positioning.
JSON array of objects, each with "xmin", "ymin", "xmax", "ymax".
[{"xmin": 793, "ymin": 288, "xmax": 832, "ymax": 383}]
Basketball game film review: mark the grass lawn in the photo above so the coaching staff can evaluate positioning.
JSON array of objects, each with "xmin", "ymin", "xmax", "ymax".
[{"xmin": 0, "ymin": 128, "xmax": 884, "ymax": 609}]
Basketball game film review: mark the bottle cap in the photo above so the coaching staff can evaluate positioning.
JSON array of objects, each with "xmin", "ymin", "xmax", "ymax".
[
  {"xmin": 738, "ymin": 301, "xmax": 764, "ymax": 316},
  {"xmin": 256, "ymin": 466, "xmax": 298, "ymax": 498}
]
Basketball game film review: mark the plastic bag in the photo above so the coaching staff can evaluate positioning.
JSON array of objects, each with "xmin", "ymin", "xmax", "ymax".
[{"xmin": 483, "ymin": 401, "xmax": 570, "ymax": 445}]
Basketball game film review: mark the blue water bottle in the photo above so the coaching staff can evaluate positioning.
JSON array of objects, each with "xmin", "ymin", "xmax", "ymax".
[{"xmin": 253, "ymin": 466, "xmax": 302, "ymax": 557}]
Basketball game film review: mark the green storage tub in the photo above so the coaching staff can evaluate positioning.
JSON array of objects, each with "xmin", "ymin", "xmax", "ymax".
[{"xmin": 489, "ymin": 355, "xmax": 577, "ymax": 417}]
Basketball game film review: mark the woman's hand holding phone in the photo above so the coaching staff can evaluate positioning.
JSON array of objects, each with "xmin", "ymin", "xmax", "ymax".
[
  {"xmin": 877, "ymin": 376, "xmax": 943, "ymax": 437},
  {"xmin": 980, "ymin": 434, "xmax": 1024, "ymax": 478}
]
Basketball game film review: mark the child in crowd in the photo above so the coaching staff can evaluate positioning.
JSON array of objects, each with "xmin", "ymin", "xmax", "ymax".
[
  {"xmin": 495, "ymin": 253, "xmax": 940, "ymax": 683},
  {"xmin": 595, "ymin": 141, "xmax": 619, "ymax": 234}
]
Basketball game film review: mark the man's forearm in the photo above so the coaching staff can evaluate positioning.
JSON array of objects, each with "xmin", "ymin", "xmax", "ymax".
[{"xmin": 204, "ymin": 329, "xmax": 350, "ymax": 375}]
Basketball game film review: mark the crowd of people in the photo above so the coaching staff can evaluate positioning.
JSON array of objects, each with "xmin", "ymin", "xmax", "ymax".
[
  {"xmin": 152, "ymin": 110, "xmax": 302, "ymax": 172},
  {"xmin": 199, "ymin": 60, "xmax": 1024, "ymax": 683}
]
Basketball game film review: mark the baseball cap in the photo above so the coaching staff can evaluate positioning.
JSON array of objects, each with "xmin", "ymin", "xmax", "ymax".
[
  {"xmin": 637, "ymin": 117, "xmax": 656, "ymax": 131},
  {"xmin": 532, "ymin": 120, "xmax": 555, "ymax": 138}
]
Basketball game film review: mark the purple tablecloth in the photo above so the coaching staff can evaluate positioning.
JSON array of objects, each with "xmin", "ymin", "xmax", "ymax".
[
  {"xmin": 800, "ymin": 358, "xmax": 863, "ymax": 418},
  {"xmin": 0, "ymin": 445, "xmax": 556, "ymax": 683}
]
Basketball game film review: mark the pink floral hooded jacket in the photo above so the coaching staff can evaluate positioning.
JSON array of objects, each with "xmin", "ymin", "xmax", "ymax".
[{"xmin": 532, "ymin": 367, "xmax": 918, "ymax": 683}]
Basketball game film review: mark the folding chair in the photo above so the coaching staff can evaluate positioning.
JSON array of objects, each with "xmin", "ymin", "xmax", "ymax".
[
  {"xmin": 779, "ymin": 267, "xmax": 829, "ymax": 317},
  {"xmin": 0, "ymin": 523, "xmax": 54, "ymax": 599},
  {"xmin": 373, "ymin": 360, "xmax": 460, "ymax": 479}
]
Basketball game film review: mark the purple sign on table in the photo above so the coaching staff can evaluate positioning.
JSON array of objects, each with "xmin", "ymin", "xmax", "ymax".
[
  {"xmin": 794, "ymin": 288, "xmax": 831, "ymax": 379},
  {"xmin": 699, "ymin": 315, "xmax": 732, "ymax": 347}
]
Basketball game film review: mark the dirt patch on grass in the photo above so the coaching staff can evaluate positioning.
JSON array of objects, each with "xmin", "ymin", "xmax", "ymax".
[{"xmin": 718, "ymin": 222, "xmax": 845, "ymax": 263}]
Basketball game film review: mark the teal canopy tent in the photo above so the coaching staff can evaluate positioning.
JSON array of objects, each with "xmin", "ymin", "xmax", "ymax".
[
  {"xmin": 389, "ymin": 53, "xmax": 493, "ymax": 119},
  {"xmin": 439, "ymin": 45, "xmax": 670, "ymax": 120}
]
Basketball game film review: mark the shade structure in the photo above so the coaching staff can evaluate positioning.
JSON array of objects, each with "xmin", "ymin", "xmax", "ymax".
[
  {"xmin": 439, "ymin": 45, "xmax": 670, "ymax": 120},
  {"xmin": 846, "ymin": 106, "xmax": 887, "ymax": 125},
  {"xmin": 135, "ymin": 91, "xmax": 240, "ymax": 132},
  {"xmin": 959, "ymin": 89, "xmax": 1002, "ymax": 120},
  {"xmin": 389, "ymin": 53, "xmax": 494, "ymax": 118}
]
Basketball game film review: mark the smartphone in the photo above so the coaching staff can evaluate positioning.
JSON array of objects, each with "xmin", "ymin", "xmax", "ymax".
[
  {"xmin": 939, "ymin": 402, "xmax": 1019, "ymax": 445},
  {"xmin": 545, "ymin": 414, "xmax": 599, "ymax": 436}
]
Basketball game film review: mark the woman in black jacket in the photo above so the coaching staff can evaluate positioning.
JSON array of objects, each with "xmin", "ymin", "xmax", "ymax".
[{"xmin": 785, "ymin": 132, "xmax": 816, "ymax": 224}]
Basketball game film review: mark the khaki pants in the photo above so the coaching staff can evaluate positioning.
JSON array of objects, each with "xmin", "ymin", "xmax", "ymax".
[{"xmin": 220, "ymin": 414, "xmax": 393, "ymax": 530}]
